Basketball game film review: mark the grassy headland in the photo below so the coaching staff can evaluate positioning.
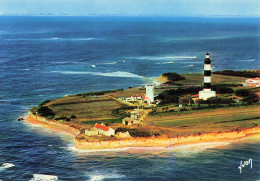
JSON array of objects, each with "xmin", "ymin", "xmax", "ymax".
[{"xmin": 27, "ymin": 71, "xmax": 260, "ymax": 147}]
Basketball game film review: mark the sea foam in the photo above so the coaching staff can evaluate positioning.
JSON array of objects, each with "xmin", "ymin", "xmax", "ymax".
[
  {"xmin": 29, "ymin": 174, "xmax": 58, "ymax": 181},
  {"xmin": 179, "ymin": 61, "xmax": 201, "ymax": 64},
  {"xmin": 50, "ymin": 37, "xmax": 94, "ymax": 41},
  {"xmin": 68, "ymin": 145, "xmax": 129, "ymax": 153},
  {"xmin": 6, "ymin": 37, "xmax": 94, "ymax": 41},
  {"xmin": 161, "ymin": 34, "xmax": 257, "ymax": 42},
  {"xmin": 0, "ymin": 163, "xmax": 15, "ymax": 170},
  {"xmin": 99, "ymin": 62, "xmax": 117, "ymax": 65},
  {"xmin": 156, "ymin": 61, "xmax": 174, "ymax": 64},
  {"xmin": 132, "ymin": 55, "xmax": 196, "ymax": 61},
  {"xmin": 51, "ymin": 37, "xmax": 62, "ymax": 40},
  {"xmin": 238, "ymin": 59, "xmax": 255, "ymax": 62},
  {"xmin": 169, "ymin": 142, "xmax": 231, "ymax": 157},
  {"xmin": 51, "ymin": 71, "xmax": 144, "ymax": 78},
  {"xmin": 87, "ymin": 170, "xmax": 125, "ymax": 181}
]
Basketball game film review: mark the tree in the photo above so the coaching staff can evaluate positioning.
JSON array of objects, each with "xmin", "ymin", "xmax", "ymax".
[
  {"xmin": 179, "ymin": 95, "xmax": 193, "ymax": 106},
  {"xmin": 235, "ymin": 89, "xmax": 252, "ymax": 97},
  {"xmin": 36, "ymin": 106, "xmax": 55, "ymax": 118},
  {"xmin": 162, "ymin": 72, "xmax": 186, "ymax": 84},
  {"xmin": 213, "ymin": 86, "xmax": 234, "ymax": 94},
  {"xmin": 197, "ymin": 97, "xmax": 234, "ymax": 104}
]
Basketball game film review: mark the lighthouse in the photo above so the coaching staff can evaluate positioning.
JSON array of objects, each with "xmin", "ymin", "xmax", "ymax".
[
  {"xmin": 145, "ymin": 85, "xmax": 154, "ymax": 103},
  {"xmin": 199, "ymin": 53, "xmax": 216, "ymax": 100}
]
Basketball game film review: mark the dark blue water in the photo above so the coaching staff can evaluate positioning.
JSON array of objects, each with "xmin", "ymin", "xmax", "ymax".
[{"xmin": 0, "ymin": 16, "xmax": 259, "ymax": 180}]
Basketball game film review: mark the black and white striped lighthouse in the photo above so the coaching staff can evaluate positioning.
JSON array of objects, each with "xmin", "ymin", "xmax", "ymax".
[
  {"xmin": 203, "ymin": 52, "xmax": 212, "ymax": 91},
  {"xmin": 199, "ymin": 53, "xmax": 216, "ymax": 100}
]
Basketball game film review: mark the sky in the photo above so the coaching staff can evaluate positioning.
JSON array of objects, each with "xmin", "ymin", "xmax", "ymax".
[{"xmin": 0, "ymin": 0, "xmax": 259, "ymax": 16}]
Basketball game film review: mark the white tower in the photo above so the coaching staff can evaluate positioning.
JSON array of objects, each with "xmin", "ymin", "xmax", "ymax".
[
  {"xmin": 146, "ymin": 85, "xmax": 154, "ymax": 103},
  {"xmin": 199, "ymin": 53, "xmax": 216, "ymax": 100}
]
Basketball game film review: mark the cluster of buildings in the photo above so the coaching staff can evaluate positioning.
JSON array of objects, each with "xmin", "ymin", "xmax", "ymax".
[
  {"xmin": 84, "ymin": 53, "xmax": 256, "ymax": 139},
  {"xmin": 84, "ymin": 108, "xmax": 149, "ymax": 138},
  {"xmin": 119, "ymin": 85, "xmax": 155, "ymax": 105},
  {"xmin": 122, "ymin": 109, "xmax": 147, "ymax": 126},
  {"xmin": 84, "ymin": 85, "xmax": 156, "ymax": 138}
]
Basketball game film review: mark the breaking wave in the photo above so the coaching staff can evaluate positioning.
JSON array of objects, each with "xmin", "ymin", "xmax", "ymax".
[
  {"xmin": 179, "ymin": 61, "xmax": 201, "ymax": 64},
  {"xmin": 51, "ymin": 71, "xmax": 144, "ymax": 78},
  {"xmin": 6, "ymin": 37, "xmax": 95, "ymax": 41},
  {"xmin": 161, "ymin": 34, "xmax": 260, "ymax": 42},
  {"xmin": 68, "ymin": 145, "xmax": 129, "ymax": 153},
  {"xmin": 99, "ymin": 62, "xmax": 117, "ymax": 65},
  {"xmin": 164, "ymin": 56, "xmax": 197, "ymax": 59},
  {"xmin": 156, "ymin": 61, "xmax": 174, "ymax": 64},
  {"xmin": 49, "ymin": 37, "xmax": 95, "ymax": 41},
  {"xmin": 29, "ymin": 174, "xmax": 58, "ymax": 181},
  {"xmin": 238, "ymin": 59, "xmax": 255, "ymax": 62},
  {"xmin": 51, "ymin": 37, "xmax": 62, "ymax": 40},
  {"xmin": 169, "ymin": 142, "xmax": 231, "ymax": 157},
  {"xmin": 0, "ymin": 163, "xmax": 15, "ymax": 170},
  {"xmin": 86, "ymin": 170, "xmax": 125, "ymax": 181},
  {"xmin": 131, "ymin": 55, "xmax": 196, "ymax": 61}
]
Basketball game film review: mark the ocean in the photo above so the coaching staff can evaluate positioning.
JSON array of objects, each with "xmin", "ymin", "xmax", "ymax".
[{"xmin": 0, "ymin": 16, "xmax": 259, "ymax": 180}]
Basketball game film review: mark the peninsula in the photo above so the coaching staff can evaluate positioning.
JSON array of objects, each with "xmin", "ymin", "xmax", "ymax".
[{"xmin": 25, "ymin": 67, "xmax": 260, "ymax": 150}]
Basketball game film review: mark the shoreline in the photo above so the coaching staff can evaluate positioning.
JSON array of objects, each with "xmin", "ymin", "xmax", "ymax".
[
  {"xmin": 154, "ymin": 75, "xmax": 168, "ymax": 84},
  {"xmin": 26, "ymin": 113, "xmax": 80, "ymax": 137},
  {"xmin": 74, "ymin": 127, "xmax": 260, "ymax": 150},
  {"xmin": 25, "ymin": 113, "xmax": 260, "ymax": 151}
]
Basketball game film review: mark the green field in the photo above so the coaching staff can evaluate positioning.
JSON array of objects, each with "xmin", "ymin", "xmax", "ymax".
[
  {"xmin": 152, "ymin": 112, "xmax": 260, "ymax": 128},
  {"xmin": 45, "ymin": 94, "xmax": 125, "ymax": 122},
  {"xmin": 176, "ymin": 73, "xmax": 246, "ymax": 86},
  {"xmin": 145, "ymin": 106, "xmax": 260, "ymax": 135}
]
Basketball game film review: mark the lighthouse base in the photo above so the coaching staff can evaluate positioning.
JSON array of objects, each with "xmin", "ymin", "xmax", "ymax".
[{"xmin": 199, "ymin": 89, "xmax": 216, "ymax": 100}]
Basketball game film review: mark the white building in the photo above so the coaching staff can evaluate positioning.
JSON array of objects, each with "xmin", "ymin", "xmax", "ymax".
[
  {"xmin": 199, "ymin": 89, "xmax": 216, "ymax": 100},
  {"xmin": 85, "ymin": 129, "xmax": 99, "ymax": 136},
  {"xmin": 93, "ymin": 123, "xmax": 115, "ymax": 136},
  {"xmin": 130, "ymin": 110, "xmax": 140, "ymax": 119},
  {"xmin": 145, "ymin": 85, "xmax": 154, "ymax": 103},
  {"xmin": 116, "ymin": 131, "xmax": 131, "ymax": 138}
]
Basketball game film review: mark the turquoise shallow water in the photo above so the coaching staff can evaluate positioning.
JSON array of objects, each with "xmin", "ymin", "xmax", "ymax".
[{"xmin": 0, "ymin": 16, "xmax": 259, "ymax": 180}]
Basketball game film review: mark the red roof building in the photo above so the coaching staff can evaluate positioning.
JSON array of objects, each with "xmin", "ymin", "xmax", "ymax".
[
  {"xmin": 130, "ymin": 95, "xmax": 143, "ymax": 100},
  {"xmin": 94, "ymin": 123, "xmax": 109, "ymax": 131}
]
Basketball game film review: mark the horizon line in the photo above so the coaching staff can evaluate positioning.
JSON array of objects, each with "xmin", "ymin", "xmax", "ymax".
[{"xmin": 0, "ymin": 14, "xmax": 260, "ymax": 18}]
